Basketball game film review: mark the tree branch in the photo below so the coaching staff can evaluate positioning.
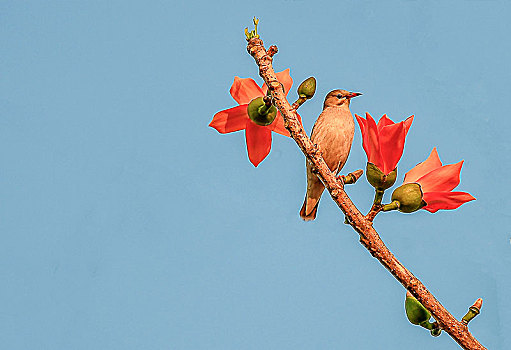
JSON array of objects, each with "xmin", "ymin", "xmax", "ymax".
[{"xmin": 246, "ymin": 37, "xmax": 486, "ymax": 350}]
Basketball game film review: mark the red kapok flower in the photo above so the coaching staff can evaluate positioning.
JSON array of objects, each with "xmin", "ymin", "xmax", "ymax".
[
  {"xmin": 209, "ymin": 69, "xmax": 300, "ymax": 167},
  {"xmin": 355, "ymin": 113, "xmax": 414, "ymax": 174},
  {"xmin": 402, "ymin": 148, "xmax": 475, "ymax": 213}
]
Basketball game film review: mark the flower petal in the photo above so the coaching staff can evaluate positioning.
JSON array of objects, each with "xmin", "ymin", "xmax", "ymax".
[
  {"xmin": 377, "ymin": 114, "xmax": 394, "ymax": 131},
  {"xmin": 209, "ymin": 105, "xmax": 249, "ymax": 134},
  {"xmin": 379, "ymin": 122, "xmax": 406, "ymax": 173},
  {"xmin": 422, "ymin": 191, "xmax": 476, "ymax": 213},
  {"xmin": 355, "ymin": 113, "xmax": 366, "ymax": 135},
  {"xmin": 356, "ymin": 114, "xmax": 383, "ymax": 170},
  {"xmin": 276, "ymin": 69, "xmax": 293, "ymax": 96},
  {"xmin": 404, "ymin": 148, "xmax": 443, "ymax": 184},
  {"xmin": 262, "ymin": 69, "xmax": 293, "ymax": 96},
  {"xmin": 270, "ymin": 111, "xmax": 302, "ymax": 137},
  {"xmin": 269, "ymin": 112, "xmax": 289, "ymax": 136},
  {"xmin": 230, "ymin": 77, "xmax": 264, "ymax": 105},
  {"xmin": 355, "ymin": 113, "xmax": 369, "ymax": 157},
  {"xmin": 364, "ymin": 113, "xmax": 384, "ymax": 171},
  {"xmin": 403, "ymin": 115, "xmax": 414, "ymax": 135},
  {"xmin": 416, "ymin": 160, "xmax": 464, "ymax": 193},
  {"xmin": 245, "ymin": 120, "xmax": 272, "ymax": 167},
  {"xmin": 378, "ymin": 116, "xmax": 413, "ymax": 173}
]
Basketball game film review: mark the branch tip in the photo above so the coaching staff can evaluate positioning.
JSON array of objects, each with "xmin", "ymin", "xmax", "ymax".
[
  {"xmin": 339, "ymin": 169, "xmax": 364, "ymax": 185},
  {"xmin": 244, "ymin": 17, "xmax": 260, "ymax": 40},
  {"xmin": 472, "ymin": 298, "xmax": 483, "ymax": 310},
  {"xmin": 462, "ymin": 298, "xmax": 483, "ymax": 325}
]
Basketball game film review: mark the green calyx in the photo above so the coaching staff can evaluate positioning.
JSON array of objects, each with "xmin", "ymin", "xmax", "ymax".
[
  {"xmin": 247, "ymin": 97, "xmax": 277, "ymax": 126},
  {"xmin": 405, "ymin": 293, "xmax": 431, "ymax": 325},
  {"xmin": 391, "ymin": 183, "xmax": 425, "ymax": 213},
  {"xmin": 297, "ymin": 77, "xmax": 316, "ymax": 99},
  {"xmin": 366, "ymin": 163, "xmax": 397, "ymax": 190}
]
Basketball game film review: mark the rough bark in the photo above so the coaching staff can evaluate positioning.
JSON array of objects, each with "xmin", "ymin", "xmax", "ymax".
[{"xmin": 246, "ymin": 37, "xmax": 486, "ymax": 350}]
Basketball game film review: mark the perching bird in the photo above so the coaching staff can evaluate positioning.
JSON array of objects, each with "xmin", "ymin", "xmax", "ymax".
[{"xmin": 300, "ymin": 89, "xmax": 361, "ymax": 221}]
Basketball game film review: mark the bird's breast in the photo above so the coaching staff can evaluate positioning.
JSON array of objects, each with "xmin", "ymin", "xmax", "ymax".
[{"xmin": 310, "ymin": 107, "xmax": 355, "ymax": 171}]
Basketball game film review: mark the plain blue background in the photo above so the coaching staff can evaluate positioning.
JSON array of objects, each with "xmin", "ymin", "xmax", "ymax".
[{"xmin": 1, "ymin": 1, "xmax": 509, "ymax": 349}]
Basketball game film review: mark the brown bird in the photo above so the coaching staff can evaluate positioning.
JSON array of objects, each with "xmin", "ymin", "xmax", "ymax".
[{"xmin": 300, "ymin": 89, "xmax": 361, "ymax": 221}]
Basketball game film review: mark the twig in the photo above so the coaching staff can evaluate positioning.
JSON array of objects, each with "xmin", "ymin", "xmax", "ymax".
[
  {"xmin": 366, "ymin": 204, "xmax": 383, "ymax": 222},
  {"xmin": 246, "ymin": 37, "xmax": 486, "ymax": 350},
  {"xmin": 339, "ymin": 169, "xmax": 364, "ymax": 185},
  {"xmin": 366, "ymin": 189, "xmax": 384, "ymax": 222}
]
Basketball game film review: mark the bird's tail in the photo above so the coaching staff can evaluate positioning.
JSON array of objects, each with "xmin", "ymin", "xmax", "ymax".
[{"xmin": 300, "ymin": 196, "xmax": 320, "ymax": 221}]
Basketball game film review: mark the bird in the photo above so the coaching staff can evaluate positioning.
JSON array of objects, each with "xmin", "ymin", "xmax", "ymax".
[{"xmin": 300, "ymin": 89, "xmax": 361, "ymax": 221}]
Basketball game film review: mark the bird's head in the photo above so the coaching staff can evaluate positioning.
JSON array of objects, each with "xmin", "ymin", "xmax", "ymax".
[{"xmin": 324, "ymin": 89, "xmax": 362, "ymax": 108}]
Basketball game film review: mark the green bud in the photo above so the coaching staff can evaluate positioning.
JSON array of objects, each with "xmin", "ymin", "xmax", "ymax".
[
  {"xmin": 247, "ymin": 97, "xmax": 278, "ymax": 126},
  {"xmin": 366, "ymin": 163, "xmax": 397, "ymax": 190},
  {"xmin": 405, "ymin": 292, "xmax": 431, "ymax": 325},
  {"xmin": 297, "ymin": 77, "xmax": 316, "ymax": 99},
  {"xmin": 391, "ymin": 183, "xmax": 424, "ymax": 213},
  {"xmin": 462, "ymin": 298, "xmax": 482, "ymax": 325}
]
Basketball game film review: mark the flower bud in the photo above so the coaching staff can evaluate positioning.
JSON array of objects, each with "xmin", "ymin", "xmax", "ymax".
[
  {"xmin": 391, "ymin": 183, "xmax": 425, "ymax": 213},
  {"xmin": 247, "ymin": 97, "xmax": 278, "ymax": 126},
  {"xmin": 462, "ymin": 298, "xmax": 483, "ymax": 325},
  {"xmin": 366, "ymin": 163, "xmax": 397, "ymax": 190},
  {"xmin": 405, "ymin": 292, "xmax": 431, "ymax": 325},
  {"xmin": 297, "ymin": 77, "xmax": 316, "ymax": 99}
]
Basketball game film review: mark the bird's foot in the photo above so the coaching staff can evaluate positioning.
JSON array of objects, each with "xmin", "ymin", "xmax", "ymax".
[{"xmin": 338, "ymin": 169, "xmax": 364, "ymax": 185}]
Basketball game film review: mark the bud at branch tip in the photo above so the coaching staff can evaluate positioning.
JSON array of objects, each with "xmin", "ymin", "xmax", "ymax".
[
  {"xmin": 293, "ymin": 77, "xmax": 316, "ymax": 110},
  {"xmin": 244, "ymin": 17, "xmax": 260, "ymax": 40},
  {"xmin": 297, "ymin": 77, "xmax": 316, "ymax": 99},
  {"xmin": 339, "ymin": 169, "xmax": 363, "ymax": 185},
  {"xmin": 462, "ymin": 298, "xmax": 483, "ymax": 325}
]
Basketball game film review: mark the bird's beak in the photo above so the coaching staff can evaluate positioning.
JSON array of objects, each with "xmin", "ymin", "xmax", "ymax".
[{"xmin": 347, "ymin": 92, "xmax": 362, "ymax": 99}]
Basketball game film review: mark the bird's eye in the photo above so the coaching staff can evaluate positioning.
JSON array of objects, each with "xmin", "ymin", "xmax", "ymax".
[{"xmin": 336, "ymin": 94, "xmax": 343, "ymax": 99}]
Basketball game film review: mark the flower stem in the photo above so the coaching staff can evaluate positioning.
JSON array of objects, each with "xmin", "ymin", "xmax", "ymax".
[
  {"xmin": 373, "ymin": 189, "xmax": 385, "ymax": 205},
  {"xmin": 383, "ymin": 200, "xmax": 400, "ymax": 212},
  {"xmin": 420, "ymin": 321, "xmax": 442, "ymax": 337},
  {"xmin": 257, "ymin": 103, "xmax": 271, "ymax": 115},
  {"xmin": 263, "ymin": 95, "xmax": 272, "ymax": 106},
  {"xmin": 291, "ymin": 96, "xmax": 307, "ymax": 110}
]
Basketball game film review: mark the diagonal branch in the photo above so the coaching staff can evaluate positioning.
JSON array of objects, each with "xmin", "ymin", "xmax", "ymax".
[{"xmin": 246, "ymin": 37, "xmax": 486, "ymax": 350}]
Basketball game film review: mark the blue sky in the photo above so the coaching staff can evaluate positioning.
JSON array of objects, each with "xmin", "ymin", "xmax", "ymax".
[{"xmin": 1, "ymin": 1, "xmax": 510, "ymax": 349}]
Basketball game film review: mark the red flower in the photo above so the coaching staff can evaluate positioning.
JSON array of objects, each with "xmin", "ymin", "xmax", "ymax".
[
  {"xmin": 355, "ymin": 113, "xmax": 414, "ymax": 174},
  {"xmin": 209, "ymin": 69, "xmax": 299, "ymax": 167},
  {"xmin": 403, "ymin": 148, "xmax": 475, "ymax": 213}
]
